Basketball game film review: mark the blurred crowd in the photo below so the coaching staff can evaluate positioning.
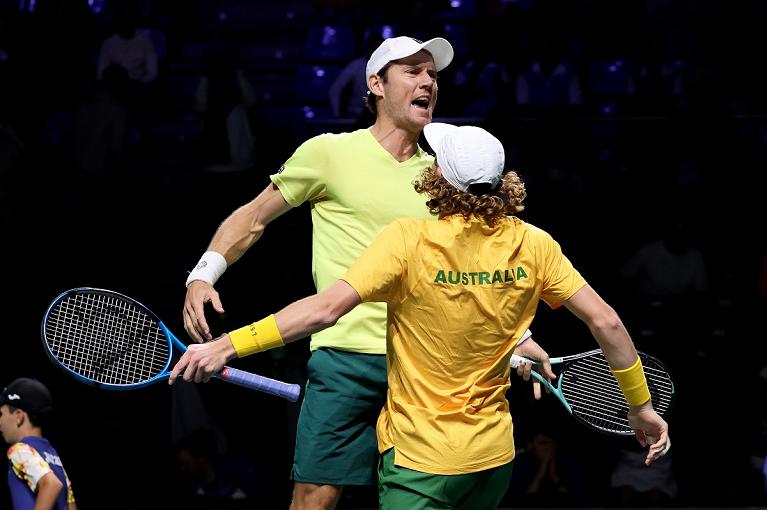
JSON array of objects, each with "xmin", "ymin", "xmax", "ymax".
[{"xmin": 1, "ymin": 0, "xmax": 766, "ymax": 508}]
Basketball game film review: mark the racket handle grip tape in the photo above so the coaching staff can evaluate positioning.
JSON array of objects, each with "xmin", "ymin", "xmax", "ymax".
[
  {"xmin": 219, "ymin": 366, "xmax": 301, "ymax": 402},
  {"xmin": 510, "ymin": 354, "xmax": 533, "ymax": 368}
]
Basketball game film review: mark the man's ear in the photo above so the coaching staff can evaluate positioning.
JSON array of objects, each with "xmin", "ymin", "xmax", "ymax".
[
  {"xmin": 14, "ymin": 408, "xmax": 25, "ymax": 427},
  {"xmin": 368, "ymin": 74, "xmax": 384, "ymax": 97}
]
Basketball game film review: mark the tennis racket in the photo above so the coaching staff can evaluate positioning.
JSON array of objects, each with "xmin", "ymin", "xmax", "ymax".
[
  {"xmin": 511, "ymin": 349, "xmax": 674, "ymax": 435},
  {"xmin": 41, "ymin": 287, "xmax": 301, "ymax": 401}
]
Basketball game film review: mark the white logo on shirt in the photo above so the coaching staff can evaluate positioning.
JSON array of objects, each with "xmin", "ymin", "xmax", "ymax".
[{"xmin": 44, "ymin": 452, "xmax": 63, "ymax": 467}]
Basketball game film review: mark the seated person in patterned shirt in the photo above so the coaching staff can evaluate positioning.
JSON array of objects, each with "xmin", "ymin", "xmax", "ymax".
[{"xmin": 0, "ymin": 378, "xmax": 76, "ymax": 510}]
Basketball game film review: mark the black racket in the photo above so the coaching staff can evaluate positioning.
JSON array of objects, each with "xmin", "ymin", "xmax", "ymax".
[
  {"xmin": 511, "ymin": 349, "xmax": 674, "ymax": 435},
  {"xmin": 41, "ymin": 287, "xmax": 301, "ymax": 401}
]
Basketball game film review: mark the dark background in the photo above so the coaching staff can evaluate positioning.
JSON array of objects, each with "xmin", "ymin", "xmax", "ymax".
[{"xmin": 1, "ymin": 0, "xmax": 766, "ymax": 508}]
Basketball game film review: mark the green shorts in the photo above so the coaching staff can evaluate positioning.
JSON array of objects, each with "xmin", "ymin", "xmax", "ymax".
[
  {"xmin": 292, "ymin": 348, "xmax": 387, "ymax": 486},
  {"xmin": 378, "ymin": 449, "xmax": 513, "ymax": 510}
]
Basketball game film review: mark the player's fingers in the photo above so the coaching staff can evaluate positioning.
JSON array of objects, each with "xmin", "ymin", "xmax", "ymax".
[
  {"xmin": 181, "ymin": 353, "xmax": 201, "ymax": 382},
  {"xmin": 644, "ymin": 434, "xmax": 670, "ymax": 465},
  {"xmin": 516, "ymin": 360, "xmax": 531, "ymax": 381},
  {"xmin": 198, "ymin": 359, "xmax": 217, "ymax": 384},
  {"xmin": 169, "ymin": 354, "xmax": 189, "ymax": 384},
  {"xmin": 194, "ymin": 365, "xmax": 206, "ymax": 383},
  {"xmin": 541, "ymin": 360, "xmax": 556, "ymax": 381},
  {"xmin": 533, "ymin": 380, "xmax": 542, "ymax": 400},
  {"xmin": 210, "ymin": 294, "xmax": 225, "ymax": 314},
  {"xmin": 649, "ymin": 432, "xmax": 670, "ymax": 456},
  {"xmin": 184, "ymin": 364, "xmax": 200, "ymax": 383},
  {"xmin": 635, "ymin": 429, "xmax": 649, "ymax": 448},
  {"xmin": 183, "ymin": 307, "xmax": 204, "ymax": 343},
  {"xmin": 191, "ymin": 300, "xmax": 212, "ymax": 341}
]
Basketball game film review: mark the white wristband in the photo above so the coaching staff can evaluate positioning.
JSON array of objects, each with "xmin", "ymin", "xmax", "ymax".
[
  {"xmin": 517, "ymin": 329, "xmax": 533, "ymax": 345},
  {"xmin": 185, "ymin": 251, "xmax": 227, "ymax": 287}
]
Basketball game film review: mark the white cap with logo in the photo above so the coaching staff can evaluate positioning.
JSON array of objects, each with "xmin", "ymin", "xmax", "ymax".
[
  {"xmin": 423, "ymin": 123, "xmax": 505, "ymax": 192},
  {"xmin": 366, "ymin": 36, "xmax": 454, "ymax": 82}
]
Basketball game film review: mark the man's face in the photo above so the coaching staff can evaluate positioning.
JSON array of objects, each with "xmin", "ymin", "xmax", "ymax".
[
  {"xmin": 0, "ymin": 404, "xmax": 20, "ymax": 444},
  {"xmin": 373, "ymin": 50, "xmax": 439, "ymax": 131}
]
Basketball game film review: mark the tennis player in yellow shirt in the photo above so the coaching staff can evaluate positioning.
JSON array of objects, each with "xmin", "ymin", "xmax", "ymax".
[{"xmin": 171, "ymin": 123, "xmax": 670, "ymax": 510}]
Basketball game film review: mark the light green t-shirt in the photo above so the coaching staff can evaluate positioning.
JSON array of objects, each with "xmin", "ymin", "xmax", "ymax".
[{"xmin": 270, "ymin": 128, "xmax": 434, "ymax": 353}]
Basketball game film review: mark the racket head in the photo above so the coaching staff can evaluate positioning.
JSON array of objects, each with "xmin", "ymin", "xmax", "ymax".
[
  {"xmin": 41, "ymin": 287, "xmax": 173, "ymax": 389},
  {"xmin": 559, "ymin": 350, "xmax": 675, "ymax": 436}
]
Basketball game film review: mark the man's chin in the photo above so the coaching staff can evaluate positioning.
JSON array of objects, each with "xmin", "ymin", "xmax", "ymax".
[{"xmin": 412, "ymin": 111, "xmax": 433, "ymax": 128}]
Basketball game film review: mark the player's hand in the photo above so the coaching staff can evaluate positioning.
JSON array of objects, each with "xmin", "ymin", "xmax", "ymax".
[
  {"xmin": 183, "ymin": 280, "xmax": 225, "ymax": 343},
  {"xmin": 169, "ymin": 335, "xmax": 237, "ymax": 384},
  {"xmin": 628, "ymin": 400, "xmax": 671, "ymax": 465},
  {"xmin": 513, "ymin": 337, "xmax": 556, "ymax": 400}
]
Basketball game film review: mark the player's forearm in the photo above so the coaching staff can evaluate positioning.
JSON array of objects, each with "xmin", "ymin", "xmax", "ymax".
[
  {"xmin": 585, "ymin": 307, "xmax": 652, "ymax": 407},
  {"xmin": 208, "ymin": 184, "xmax": 291, "ymax": 265},
  {"xmin": 274, "ymin": 295, "xmax": 341, "ymax": 342},
  {"xmin": 275, "ymin": 281, "xmax": 361, "ymax": 343},
  {"xmin": 564, "ymin": 285, "xmax": 637, "ymax": 369},
  {"xmin": 227, "ymin": 281, "xmax": 361, "ymax": 357},
  {"xmin": 587, "ymin": 313, "xmax": 638, "ymax": 371}
]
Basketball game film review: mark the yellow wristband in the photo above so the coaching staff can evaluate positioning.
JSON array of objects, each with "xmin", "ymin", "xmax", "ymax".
[
  {"xmin": 228, "ymin": 315, "xmax": 284, "ymax": 357},
  {"xmin": 610, "ymin": 356, "xmax": 651, "ymax": 406}
]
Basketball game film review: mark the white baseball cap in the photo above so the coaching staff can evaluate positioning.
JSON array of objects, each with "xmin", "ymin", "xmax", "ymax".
[
  {"xmin": 366, "ymin": 36, "xmax": 454, "ymax": 81},
  {"xmin": 423, "ymin": 123, "xmax": 505, "ymax": 193}
]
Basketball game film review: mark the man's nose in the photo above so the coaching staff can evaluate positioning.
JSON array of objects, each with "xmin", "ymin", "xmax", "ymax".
[{"xmin": 418, "ymin": 73, "xmax": 435, "ymax": 89}]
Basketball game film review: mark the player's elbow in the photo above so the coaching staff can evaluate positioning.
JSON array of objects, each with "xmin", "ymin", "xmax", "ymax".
[
  {"xmin": 588, "ymin": 307, "xmax": 623, "ymax": 336},
  {"xmin": 312, "ymin": 302, "xmax": 343, "ymax": 331}
]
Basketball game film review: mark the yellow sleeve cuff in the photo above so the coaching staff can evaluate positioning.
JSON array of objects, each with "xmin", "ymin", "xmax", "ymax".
[
  {"xmin": 610, "ymin": 356, "xmax": 652, "ymax": 406},
  {"xmin": 228, "ymin": 314, "xmax": 285, "ymax": 357}
]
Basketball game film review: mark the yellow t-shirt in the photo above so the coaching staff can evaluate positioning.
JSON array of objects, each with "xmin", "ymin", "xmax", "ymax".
[
  {"xmin": 342, "ymin": 214, "xmax": 587, "ymax": 474},
  {"xmin": 270, "ymin": 128, "xmax": 434, "ymax": 353}
]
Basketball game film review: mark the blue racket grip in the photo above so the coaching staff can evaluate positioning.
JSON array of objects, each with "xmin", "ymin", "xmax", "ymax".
[{"xmin": 218, "ymin": 366, "xmax": 301, "ymax": 402}]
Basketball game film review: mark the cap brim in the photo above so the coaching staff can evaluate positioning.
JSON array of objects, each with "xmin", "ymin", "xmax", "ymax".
[
  {"xmin": 421, "ymin": 38, "xmax": 454, "ymax": 72},
  {"xmin": 423, "ymin": 122, "xmax": 458, "ymax": 155}
]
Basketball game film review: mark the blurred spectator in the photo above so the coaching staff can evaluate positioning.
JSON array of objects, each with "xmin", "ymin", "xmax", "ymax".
[
  {"xmin": 618, "ymin": 216, "xmax": 709, "ymax": 506},
  {"xmin": 194, "ymin": 48, "xmax": 256, "ymax": 174},
  {"xmin": 610, "ymin": 443, "xmax": 678, "ymax": 507},
  {"xmin": 453, "ymin": 43, "xmax": 512, "ymax": 117},
  {"xmin": 620, "ymin": 219, "xmax": 709, "ymax": 300},
  {"xmin": 96, "ymin": 9, "xmax": 159, "ymax": 148},
  {"xmin": 516, "ymin": 41, "xmax": 582, "ymax": 108},
  {"xmin": 328, "ymin": 35, "xmax": 383, "ymax": 121},
  {"xmin": 505, "ymin": 422, "xmax": 587, "ymax": 507},
  {"xmin": 72, "ymin": 63, "xmax": 133, "ymax": 177},
  {"xmin": 96, "ymin": 12, "xmax": 158, "ymax": 85},
  {"xmin": 619, "ymin": 216, "xmax": 710, "ymax": 364},
  {"xmin": 173, "ymin": 427, "xmax": 259, "ymax": 509}
]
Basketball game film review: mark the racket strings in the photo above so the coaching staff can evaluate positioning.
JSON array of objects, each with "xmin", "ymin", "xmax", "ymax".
[
  {"xmin": 560, "ymin": 354, "xmax": 674, "ymax": 435},
  {"xmin": 44, "ymin": 292, "xmax": 170, "ymax": 385}
]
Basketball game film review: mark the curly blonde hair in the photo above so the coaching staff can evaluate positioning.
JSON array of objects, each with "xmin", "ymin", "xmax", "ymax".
[{"xmin": 413, "ymin": 165, "xmax": 526, "ymax": 227}]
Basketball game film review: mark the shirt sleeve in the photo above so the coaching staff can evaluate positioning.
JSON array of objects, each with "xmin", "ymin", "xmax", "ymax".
[
  {"xmin": 270, "ymin": 135, "xmax": 330, "ymax": 207},
  {"xmin": 536, "ymin": 228, "xmax": 587, "ymax": 308},
  {"xmin": 7, "ymin": 443, "xmax": 52, "ymax": 493},
  {"xmin": 341, "ymin": 220, "xmax": 408, "ymax": 303},
  {"xmin": 64, "ymin": 469, "xmax": 76, "ymax": 504}
]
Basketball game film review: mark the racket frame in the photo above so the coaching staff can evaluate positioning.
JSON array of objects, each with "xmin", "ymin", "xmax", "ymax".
[
  {"xmin": 511, "ymin": 349, "xmax": 674, "ymax": 436},
  {"xmin": 41, "ymin": 287, "xmax": 302, "ymax": 401}
]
